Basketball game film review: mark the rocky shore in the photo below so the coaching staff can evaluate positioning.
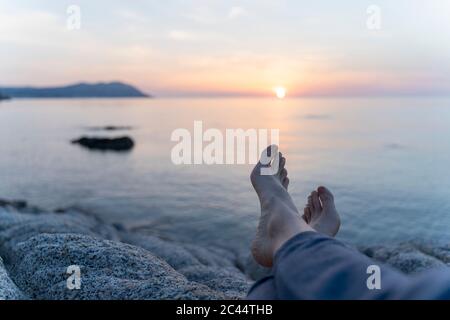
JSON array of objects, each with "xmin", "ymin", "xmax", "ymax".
[
  {"xmin": 0, "ymin": 200, "xmax": 251, "ymax": 299},
  {"xmin": 0, "ymin": 200, "xmax": 449, "ymax": 300}
]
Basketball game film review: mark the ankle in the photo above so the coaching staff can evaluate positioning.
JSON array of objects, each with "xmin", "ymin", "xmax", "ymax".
[
  {"xmin": 259, "ymin": 189, "xmax": 290, "ymax": 210},
  {"xmin": 272, "ymin": 219, "xmax": 314, "ymax": 256}
]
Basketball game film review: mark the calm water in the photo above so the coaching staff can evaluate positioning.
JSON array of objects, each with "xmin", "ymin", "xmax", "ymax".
[{"xmin": 1, "ymin": 97, "xmax": 450, "ymax": 253}]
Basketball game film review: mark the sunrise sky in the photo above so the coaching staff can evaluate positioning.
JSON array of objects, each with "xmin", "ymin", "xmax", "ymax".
[{"xmin": 1, "ymin": 0, "xmax": 450, "ymax": 97}]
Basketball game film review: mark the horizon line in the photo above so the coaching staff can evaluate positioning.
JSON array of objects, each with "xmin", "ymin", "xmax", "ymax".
[{"xmin": 1, "ymin": 81, "xmax": 449, "ymax": 99}]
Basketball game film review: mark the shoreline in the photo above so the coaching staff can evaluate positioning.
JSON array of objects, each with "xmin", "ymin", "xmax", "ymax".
[{"xmin": 0, "ymin": 199, "xmax": 449, "ymax": 300}]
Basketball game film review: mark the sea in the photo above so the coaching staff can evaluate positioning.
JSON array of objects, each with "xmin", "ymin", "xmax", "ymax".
[{"xmin": 1, "ymin": 97, "xmax": 450, "ymax": 253}]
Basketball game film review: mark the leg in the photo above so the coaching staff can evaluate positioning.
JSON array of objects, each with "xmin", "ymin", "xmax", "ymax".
[
  {"xmin": 248, "ymin": 145, "xmax": 340, "ymax": 299},
  {"xmin": 248, "ymin": 147, "xmax": 450, "ymax": 300},
  {"xmin": 250, "ymin": 145, "xmax": 314, "ymax": 268}
]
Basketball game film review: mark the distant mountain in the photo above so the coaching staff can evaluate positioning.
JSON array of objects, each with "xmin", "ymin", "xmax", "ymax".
[
  {"xmin": 0, "ymin": 92, "xmax": 10, "ymax": 100},
  {"xmin": 0, "ymin": 82, "xmax": 150, "ymax": 98}
]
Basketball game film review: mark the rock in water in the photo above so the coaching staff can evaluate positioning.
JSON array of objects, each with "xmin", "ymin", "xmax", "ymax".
[
  {"xmin": 71, "ymin": 136, "xmax": 134, "ymax": 151},
  {"xmin": 88, "ymin": 125, "xmax": 133, "ymax": 131},
  {"xmin": 0, "ymin": 94, "xmax": 10, "ymax": 101},
  {"xmin": 0, "ymin": 199, "xmax": 27, "ymax": 210}
]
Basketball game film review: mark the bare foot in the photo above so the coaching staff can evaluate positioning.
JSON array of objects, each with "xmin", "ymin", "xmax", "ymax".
[
  {"xmin": 250, "ymin": 145, "xmax": 314, "ymax": 267},
  {"xmin": 303, "ymin": 186, "xmax": 341, "ymax": 237}
]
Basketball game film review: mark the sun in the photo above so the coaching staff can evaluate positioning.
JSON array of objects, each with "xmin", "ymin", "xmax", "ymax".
[{"xmin": 274, "ymin": 87, "xmax": 287, "ymax": 99}]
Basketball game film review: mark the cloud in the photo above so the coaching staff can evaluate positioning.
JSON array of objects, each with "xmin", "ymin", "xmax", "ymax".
[
  {"xmin": 184, "ymin": 5, "xmax": 247, "ymax": 23},
  {"xmin": 0, "ymin": 9, "xmax": 62, "ymax": 45},
  {"xmin": 168, "ymin": 30, "xmax": 198, "ymax": 41},
  {"xmin": 228, "ymin": 6, "xmax": 246, "ymax": 19},
  {"xmin": 183, "ymin": 7, "xmax": 217, "ymax": 24}
]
